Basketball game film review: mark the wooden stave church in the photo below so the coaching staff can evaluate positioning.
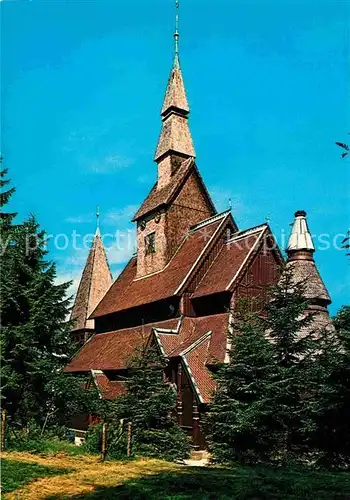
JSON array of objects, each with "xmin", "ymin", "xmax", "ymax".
[{"xmin": 64, "ymin": 21, "xmax": 333, "ymax": 449}]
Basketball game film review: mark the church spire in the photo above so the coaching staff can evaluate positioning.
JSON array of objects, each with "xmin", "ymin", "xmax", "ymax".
[
  {"xmin": 154, "ymin": 0, "xmax": 195, "ymax": 185},
  {"xmin": 70, "ymin": 216, "xmax": 113, "ymax": 344}
]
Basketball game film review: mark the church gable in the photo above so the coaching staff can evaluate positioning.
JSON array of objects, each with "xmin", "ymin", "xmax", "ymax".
[
  {"xmin": 91, "ymin": 215, "xmax": 225, "ymax": 324},
  {"xmin": 234, "ymin": 229, "xmax": 283, "ymax": 309},
  {"xmin": 135, "ymin": 162, "xmax": 216, "ymax": 278},
  {"xmin": 165, "ymin": 168, "xmax": 216, "ymax": 260}
]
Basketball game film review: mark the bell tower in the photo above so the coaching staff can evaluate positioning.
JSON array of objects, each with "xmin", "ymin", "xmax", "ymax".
[
  {"xmin": 133, "ymin": 0, "xmax": 215, "ymax": 278},
  {"xmin": 154, "ymin": 0, "xmax": 195, "ymax": 189}
]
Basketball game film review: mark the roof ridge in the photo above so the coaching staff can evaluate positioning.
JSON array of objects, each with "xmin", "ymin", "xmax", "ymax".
[
  {"xmin": 225, "ymin": 226, "xmax": 267, "ymax": 290},
  {"xmin": 91, "ymin": 318, "xmax": 180, "ymax": 337},
  {"xmin": 227, "ymin": 223, "xmax": 267, "ymax": 242},
  {"xmin": 174, "ymin": 211, "xmax": 231, "ymax": 295},
  {"xmin": 191, "ymin": 210, "xmax": 231, "ymax": 231},
  {"xmin": 71, "ymin": 235, "xmax": 97, "ymax": 329},
  {"xmin": 180, "ymin": 330, "xmax": 212, "ymax": 356},
  {"xmin": 84, "ymin": 236, "xmax": 98, "ymax": 325},
  {"xmin": 132, "ymin": 157, "xmax": 194, "ymax": 221}
]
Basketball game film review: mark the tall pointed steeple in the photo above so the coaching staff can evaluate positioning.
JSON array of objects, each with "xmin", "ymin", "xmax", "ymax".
[
  {"xmin": 286, "ymin": 210, "xmax": 331, "ymax": 310},
  {"xmin": 70, "ymin": 214, "xmax": 112, "ymax": 344},
  {"xmin": 155, "ymin": 0, "xmax": 195, "ymax": 189}
]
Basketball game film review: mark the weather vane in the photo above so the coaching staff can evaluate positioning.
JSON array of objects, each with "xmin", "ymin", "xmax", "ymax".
[{"xmin": 174, "ymin": 0, "xmax": 180, "ymax": 66}]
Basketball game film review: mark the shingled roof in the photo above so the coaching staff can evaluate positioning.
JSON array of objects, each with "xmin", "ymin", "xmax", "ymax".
[
  {"xmin": 154, "ymin": 46, "xmax": 195, "ymax": 161},
  {"xmin": 155, "ymin": 313, "xmax": 230, "ymax": 403},
  {"xmin": 286, "ymin": 259, "xmax": 331, "ymax": 304},
  {"xmin": 161, "ymin": 64, "xmax": 189, "ymax": 116},
  {"xmin": 70, "ymin": 231, "xmax": 112, "ymax": 332},
  {"xmin": 91, "ymin": 371, "xmax": 126, "ymax": 400},
  {"xmin": 91, "ymin": 213, "xmax": 229, "ymax": 318},
  {"xmin": 132, "ymin": 158, "xmax": 215, "ymax": 221},
  {"xmin": 155, "ymin": 314, "xmax": 229, "ymax": 362},
  {"xmin": 66, "ymin": 314, "xmax": 231, "ymax": 404},
  {"xmin": 191, "ymin": 225, "xmax": 268, "ymax": 298},
  {"xmin": 184, "ymin": 335, "xmax": 216, "ymax": 404},
  {"xmin": 286, "ymin": 211, "xmax": 331, "ymax": 305},
  {"xmin": 65, "ymin": 318, "xmax": 179, "ymax": 373}
]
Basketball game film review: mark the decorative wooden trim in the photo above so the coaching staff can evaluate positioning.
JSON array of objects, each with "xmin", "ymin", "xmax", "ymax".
[
  {"xmin": 175, "ymin": 212, "xmax": 231, "ymax": 295},
  {"xmin": 192, "ymin": 394, "xmax": 200, "ymax": 449},
  {"xmin": 177, "ymin": 362, "xmax": 183, "ymax": 426},
  {"xmin": 226, "ymin": 227, "xmax": 267, "ymax": 291}
]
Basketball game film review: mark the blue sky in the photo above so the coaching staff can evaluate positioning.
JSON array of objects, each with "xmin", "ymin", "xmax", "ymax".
[{"xmin": 2, "ymin": 0, "xmax": 349, "ymax": 314}]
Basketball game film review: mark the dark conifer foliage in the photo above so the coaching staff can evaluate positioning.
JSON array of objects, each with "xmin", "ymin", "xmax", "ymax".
[
  {"xmin": 206, "ymin": 309, "xmax": 278, "ymax": 464},
  {"xmin": 0, "ymin": 163, "xmax": 17, "ymax": 228},
  {"xmin": 207, "ymin": 269, "xmax": 323, "ymax": 465},
  {"xmin": 311, "ymin": 306, "xmax": 350, "ymax": 467},
  {"xmin": 262, "ymin": 269, "xmax": 321, "ymax": 459},
  {"xmin": 109, "ymin": 342, "xmax": 190, "ymax": 461},
  {"xmin": 0, "ymin": 167, "xmax": 95, "ymax": 431}
]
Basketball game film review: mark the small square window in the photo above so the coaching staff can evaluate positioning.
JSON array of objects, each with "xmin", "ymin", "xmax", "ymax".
[{"xmin": 145, "ymin": 232, "xmax": 156, "ymax": 255}]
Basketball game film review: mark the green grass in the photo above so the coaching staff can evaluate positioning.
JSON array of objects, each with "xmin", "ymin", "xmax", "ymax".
[
  {"xmin": 45, "ymin": 465, "xmax": 350, "ymax": 500},
  {"xmin": 8, "ymin": 436, "xmax": 93, "ymax": 457},
  {"xmin": 1, "ymin": 458, "xmax": 71, "ymax": 494}
]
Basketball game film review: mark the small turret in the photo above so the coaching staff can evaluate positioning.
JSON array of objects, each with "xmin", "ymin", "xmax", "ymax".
[
  {"xmin": 286, "ymin": 210, "xmax": 331, "ymax": 312},
  {"xmin": 70, "ymin": 211, "xmax": 112, "ymax": 344}
]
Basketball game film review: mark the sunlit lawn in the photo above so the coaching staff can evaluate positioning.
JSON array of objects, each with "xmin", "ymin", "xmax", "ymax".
[
  {"xmin": 1, "ymin": 459, "xmax": 71, "ymax": 494},
  {"xmin": 1, "ymin": 451, "xmax": 350, "ymax": 500}
]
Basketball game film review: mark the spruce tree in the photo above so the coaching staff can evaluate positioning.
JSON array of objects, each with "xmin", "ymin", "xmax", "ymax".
[
  {"xmin": 311, "ymin": 306, "xmax": 350, "ymax": 468},
  {"xmin": 263, "ymin": 268, "xmax": 320, "ymax": 460},
  {"xmin": 206, "ymin": 308, "xmax": 278, "ymax": 465},
  {"xmin": 207, "ymin": 268, "xmax": 322, "ymax": 465},
  {"xmin": 0, "ymin": 167, "xmax": 89, "ymax": 432},
  {"xmin": 109, "ymin": 342, "xmax": 190, "ymax": 461},
  {"xmin": 0, "ymin": 163, "xmax": 17, "ymax": 229}
]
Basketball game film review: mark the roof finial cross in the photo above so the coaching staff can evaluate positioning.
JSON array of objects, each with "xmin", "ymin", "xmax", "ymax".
[{"xmin": 174, "ymin": 0, "xmax": 180, "ymax": 68}]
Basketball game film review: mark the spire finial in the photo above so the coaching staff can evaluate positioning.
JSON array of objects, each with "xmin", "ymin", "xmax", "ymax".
[
  {"xmin": 174, "ymin": 0, "xmax": 180, "ymax": 68},
  {"xmin": 96, "ymin": 206, "xmax": 100, "ymax": 235},
  {"xmin": 286, "ymin": 209, "xmax": 315, "ymax": 260}
]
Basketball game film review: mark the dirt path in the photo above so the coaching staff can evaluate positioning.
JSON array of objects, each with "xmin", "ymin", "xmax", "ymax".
[{"xmin": 2, "ymin": 452, "xmax": 182, "ymax": 499}]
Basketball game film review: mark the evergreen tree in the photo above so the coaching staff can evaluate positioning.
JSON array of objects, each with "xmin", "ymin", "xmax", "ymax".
[
  {"xmin": 206, "ymin": 308, "xmax": 278, "ymax": 465},
  {"xmin": 263, "ymin": 268, "xmax": 320, "ymax": 459},
  {"xmin": 311, "ymin": 306, "xmax": 350, "ymax": 468},
  {"xmin": 109, "ymin": 342, "xmax": 190, "ymax": 461},
  {"xmin": 207, "ymin": 269, "xmax": 322, "ymax": 465},
  {"xmin": 0, "ymin": 167, "xmax": 91, "ymax": 432},
  {"xmin": 0, "ymin": 162, "xmax": 17, "ymax": 229}
]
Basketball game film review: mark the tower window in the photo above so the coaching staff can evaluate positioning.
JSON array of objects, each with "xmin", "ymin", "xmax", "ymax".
[{"xmin": 145, "ymin": 232, "xmax": 156, "ymax": 255}]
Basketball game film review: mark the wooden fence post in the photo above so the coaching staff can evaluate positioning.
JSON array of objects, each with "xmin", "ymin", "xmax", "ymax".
[
  {"xmin": 1, "ymin": 409, "xmax": 6, "ymax": 451},
  {"xmin": 101, "ymin": 422, "xmax": 107, "ymax": 461},
  {"xmin": 127, "ymin": 421, "xmax": 132, "ymax": 457}
]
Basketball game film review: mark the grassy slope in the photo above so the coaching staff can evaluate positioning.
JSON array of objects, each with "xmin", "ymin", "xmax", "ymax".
[
  {"xmin": 1, "ymin": 451, "xmax": 350, "ymax": 500},
  {"xmin": 1, "ymin": 459, "xmax": 71, "ymax": 494}
]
